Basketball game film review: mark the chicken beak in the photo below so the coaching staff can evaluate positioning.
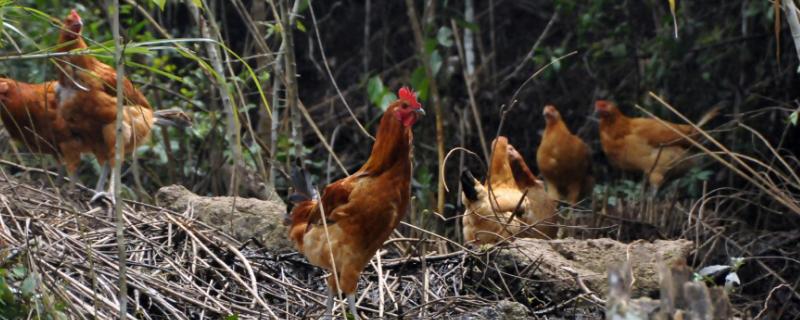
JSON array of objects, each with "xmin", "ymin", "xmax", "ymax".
[
  {"xmin": 414, "ymin": 108, "xmax": 426, "ymax": 116},
  {"xmin": 69, "ymin": 9, "xmax": 83, "ymax": 28}
]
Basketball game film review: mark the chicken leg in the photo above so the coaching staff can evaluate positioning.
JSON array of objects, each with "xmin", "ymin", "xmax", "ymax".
[
  {"xmin": 90, "ymin": 162, "xmax": 115, "ymax": 204},
  {"xmin": 324, "ymin": 288, "xmax": 334, "ymax": 319},
  {"xmin": 322, "ymin": 288, "xmax": 359, "ymax": 320},
  {"xmin": 347, "ymin": 293, "xmax": 359, "ymax": 319}
]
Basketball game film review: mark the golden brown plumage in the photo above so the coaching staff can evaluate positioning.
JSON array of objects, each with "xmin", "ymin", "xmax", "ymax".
[
  {"xmin": 536, "ymin": 105, "xmax": 593, "ymax": 204},
  {"xmin": 485, "ymin": 136, "xmax": 526, "ymax": 212},
  {"xmin": 595, "ymin": 100, "xmax": 718, "ymax": 188},
  {"xmin": 0, "ymin": 78, "xmax": 86, "ymax": 175},
  {"xmin": 460, "ymin": 170, "xmax": 535, "ymax": 245},
  {"xmin": 55, "ymin": 10, "xmax": 189, "ymax": 201},
  {"xmin": 507, "ymin": 144, "xmax": 559, "ymax": 239},
  {"xmin": 287, "ymin": 87, "xmax": 424, "ymax": 318},
  {"xmin": 55, "ymin": 9, "xmax": 150, "ymax": 109},
  {"xmin": 460, "ymin": 137, "xmax": 558, "ymax": 242}
]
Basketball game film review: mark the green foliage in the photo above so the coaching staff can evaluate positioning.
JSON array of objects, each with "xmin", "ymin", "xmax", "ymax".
[
  {"xmin": 595, "ymin": 179, "xmax": 643, "ymax": 206},
  {"xmin": 0, "ymin": 255, "xmax": 68, "ymax": 320},
  {"xmin": 677, "ymin": 167, "xmax": 713, "ymax": 197},
  {"xmin": 413, "ymin": 164, "xmax": 436, "ymax": 211},
  {"xmin": 151, "ymin": 0, "xmax": 201, "ymax": 11},
  {"xmin": 367, "ymin": 76, "xmax": 396, "ymax": 111}
]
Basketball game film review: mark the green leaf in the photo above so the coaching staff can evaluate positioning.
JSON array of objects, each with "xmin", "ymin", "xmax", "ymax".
[
  {"xmin": 424, "ymin": 38, "xmax": 437, "ymax": 55},
  {"xmin": 128, "ymin": 61, "xmax": 185, "ymax": 83},
  {"xmin": 410, "ymin": 67, "xmax": 429, "ymax": 101},
  {"xmin": 20, "ymin": 273, "xmax": 36, "ymax": 297},
  {"xmin": 225, "ymin": 315, "xmax": 240, "ymax": 320},
  {"xmin": 379, "ymin": 93, "xmax": 397, "ymax": 111},
  {"xmin": 151, "ymin": 0, "xmax": 166, "ymax": 11},
  {"xmin": 11, "ymin": 266, "xmax": 25, "ymax": 279},
  {"xmin": 430, "ymin": 49, "xmax": 443, "ymax": 76},
  {"xmin": 295, "ymin": 20, "xmax": 307, "ymax": 33},
  {"xmin": 790, "ymin": 111, "xmax": 798, "ymax": 126},
  {"xmin": 366, "ymin": 76, "xmax": 385, "ymax": 105},
  {"xmin": 549, "ymin": 56, "xmax": 562, "ymax": 71},
  {"xmin": 436, "ymin": 26, "xmax": 453, "ymax": 47}
]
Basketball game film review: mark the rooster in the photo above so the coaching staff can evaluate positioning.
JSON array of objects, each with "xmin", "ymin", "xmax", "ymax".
[
  {"xmin": 55, "ymin": 9, "xmax": 190, "ymax": 202},
  {"xmin": 0, "ymin": 78, "xmax": 86, "ymax": 178},
  {"xmin": 595, "ymin": 100, "xmax": 718, "ymax": 190},
  {"xmin": 287, "ymin": 87, "xmax": 424, "ymax": 319},
  {"xmin": 536, "ymin": 105, "xmax": 593, "ymax": 205}
]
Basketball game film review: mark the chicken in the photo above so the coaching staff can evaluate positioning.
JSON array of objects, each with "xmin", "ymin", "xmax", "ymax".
[
  {"xmin": 536, "ymin": 105, "xmax": 593, "ymax": 205},
  {"xmin": 507, "ymin": 144, "xmax": 559, "ymax": 238},
  {"xmin": 55, "ymin": 9, "xmax": 190, "ymax": 202},
  {"xmin": 286, "ymin": 87, "xmax": 424, "ymax": 319},
  {"xmin": 460, "ymin": 136, "xmax": 557, "ymax": 242},
  {"xmin": 0, "ymin": 78, "xmax": 86, "ymax": 177},
  {"xmin": 595, "ymin": 100, "xmax": 718, "ymax": 189},
  {"xmin": 461, "ymin": 169, "xmax": 534, "ymax": 245},
  {"xmin": 485, "ymin": 136, "xmax": 526, "ymax": 212},
  {"xmin": 55, "ymin": 9, "xmax": 150, "ymax": 109}
]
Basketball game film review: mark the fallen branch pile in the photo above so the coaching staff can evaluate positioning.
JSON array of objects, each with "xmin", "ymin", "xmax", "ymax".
[{"xmin": 0, "ymin": 170, "xmax": 598, "ymax": 319}]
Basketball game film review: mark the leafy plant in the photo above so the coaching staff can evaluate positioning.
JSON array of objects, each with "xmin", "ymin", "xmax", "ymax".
[
  {"xmin": 366, "ymin": 76, "xmax": 397, "ymax": 111},
  {"xmin": 0, "ymin": 256, "xmax": 68, "ymax": 319},
  {"xmin": 595, "ymin": 179, "xmax": 644, "ymax": 206}
]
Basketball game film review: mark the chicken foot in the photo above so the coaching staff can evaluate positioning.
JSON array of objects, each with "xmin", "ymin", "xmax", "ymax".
[{"xmin": 323, "ymin": 288, "xmax": 360, "ymax": 320}]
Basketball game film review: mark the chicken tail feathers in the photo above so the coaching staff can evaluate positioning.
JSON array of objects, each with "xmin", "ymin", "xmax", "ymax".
[
  {"xmin": 284, "ymin": 166, "xmax": 320, "ymax": 226},
  {"xmin": 461, "ymin": 169, "xmax": 479, "ymax": 202},
  {"xmin": 289, "ymin": 166, "xmax": 319, "ymax": 203},
  {"xmin": 696, "ymin": 105, "xmax": 721, "ymax": 128},
  {"xmin": 154, "ymin": 108, "xmax": 193, "ymax": 128}
]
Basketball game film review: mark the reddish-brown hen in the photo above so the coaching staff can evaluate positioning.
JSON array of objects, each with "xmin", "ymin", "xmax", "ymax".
[
  {"xmin": 595, "ymin": 100, "xmax": 718, "ymax": 189},
  {"xmin": 55, "ymin": 10, "xmax": 189, "ymax": 202},
  {"xmin": 287, "ymin": 87, "xmax": 424, "ymax": 319},
  {"xmin": 0, "ymin": 78, "xmax": 86, "ymax": 175},
  {"xmin": 55, "ymin": 9, "xmax": 150, "ymax": 109},
  {"xmin": 536, "ymin": 105, "xmax": 593, "ymax": 204}
]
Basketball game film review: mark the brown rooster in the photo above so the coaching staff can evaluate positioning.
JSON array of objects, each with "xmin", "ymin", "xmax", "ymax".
[{"xmin": 287, "ymin": 87, "xmax": 424, "ymax": 319}]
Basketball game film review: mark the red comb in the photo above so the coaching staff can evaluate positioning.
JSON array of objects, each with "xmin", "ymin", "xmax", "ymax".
[
  {"xmin": 69, "ymin": 9, "xmax": 80, "ymax": 19},
  {"xmin": 398, "ymin": 87, "xmax": 420, "ymax": 108}
]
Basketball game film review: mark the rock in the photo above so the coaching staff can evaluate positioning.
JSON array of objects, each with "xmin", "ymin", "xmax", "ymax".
[
  {"xmin": 493, "ymin": 238, "xmax": 694, "ymax": 299},
  {"xmin": 155, "ymin": 185, "xmax": 292, "ymax": 251},
  {"xmin": 460, "ymin": 300, "xmax": 530, "ymax": 320}
]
